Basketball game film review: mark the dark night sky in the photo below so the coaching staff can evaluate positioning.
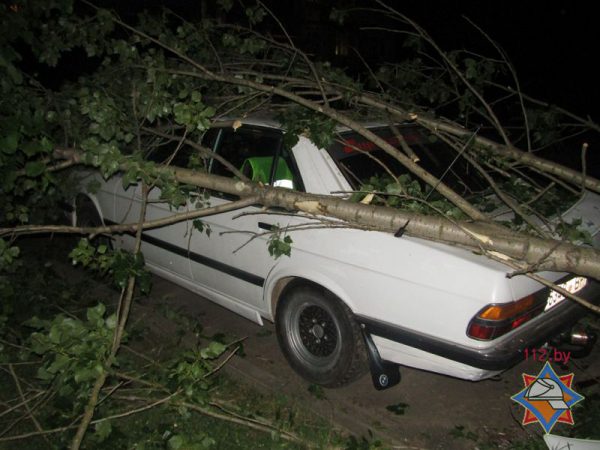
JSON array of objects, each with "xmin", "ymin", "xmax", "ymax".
[
  {"xmin": 401, "ymin": 2, "xmax": 598, "ymax": 116},
  {"xmin": 98, "ymin": 1, "xmax": 597, "ymax": 118},
  {"xmin": 321, "ymin": 1, "xmax": 597, "ymax": 118}
]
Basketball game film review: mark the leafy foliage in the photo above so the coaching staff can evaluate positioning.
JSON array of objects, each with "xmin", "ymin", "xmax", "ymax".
[
  {"xmin": 0, "ymin": 238, "xmax": 20, "ymax": 270},
  {"xmin": 267, "ymin": 225, "xmax": 293, "ymax": 258},
  {"xmin": 556, "ymin": 218, "xmax": 593, "ymax": 246},
  {"xmin": 278, "ymin": 106, "xmax": 339, "ymax": 150},
  {"xmin": 1, "ymin": 240, "xmax": 363, "ymax": 448},
  {"xmin": 193, "ymin": 218, "xmax": 212, "ymax": 237},
  {"xmin": 385, "ymin": 402, "xmax": 409, "ymax": 415},
  {"xmin": 167, "ymin": 342, "xmax": 227, "ymax": 402},
  {"xmin": 1, "ymin": 0, "xmax": 594, "ymax": 251},
  {"xmin": 69, "ymin": 238, "xmax": 152, "ymax": 293},
  {"xmin": 25, "ymin": 303, "xmax": 116, "ymax": 402},
  {"xmin": 307, "ymin": 383, "xmax": 326, "ymax": 400},
  {"xmin": 352, "ymin": 173, "xmax": 466, "ymax": 219}
]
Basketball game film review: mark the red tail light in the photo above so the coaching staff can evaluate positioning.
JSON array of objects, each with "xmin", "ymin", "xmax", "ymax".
[{"xmin": 467, "ymin": 295, "xmax": 544, "ymax": 340}]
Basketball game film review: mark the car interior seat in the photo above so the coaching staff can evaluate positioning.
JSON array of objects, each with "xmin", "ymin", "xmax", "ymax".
[{"xmin": 240, "ymin": 157, "xmax": 294, "ymax": 187}]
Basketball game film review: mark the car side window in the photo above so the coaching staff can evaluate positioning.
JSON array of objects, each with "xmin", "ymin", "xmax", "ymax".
[{"xmin": 211, "ymin": 127, "xmax": 303, "ymax": 191}]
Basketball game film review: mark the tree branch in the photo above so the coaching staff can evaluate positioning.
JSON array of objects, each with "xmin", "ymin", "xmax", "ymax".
[
  {"xmin": 0, "ymin": 196, "xmax": 260, "ymax": 239},
  {"xmin": 69, "ymin": 183, "xmax": 150, "ymax": 450}
]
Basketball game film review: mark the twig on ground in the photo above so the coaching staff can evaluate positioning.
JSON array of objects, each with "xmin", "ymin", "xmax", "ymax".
[{"xmin": 8, "ymin": 364, "xmax": 50, "ymax": 445}]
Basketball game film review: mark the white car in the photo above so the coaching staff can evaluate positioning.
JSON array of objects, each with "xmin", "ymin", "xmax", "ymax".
[{"xmin": 75, "ymin": 116, "xmax": 599, "ymax": 389}]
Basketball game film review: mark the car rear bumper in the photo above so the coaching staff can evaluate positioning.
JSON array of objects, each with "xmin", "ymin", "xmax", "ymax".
[{"xmin": 357, "ymin": 279, "xmax": 600, "ymax": 373}]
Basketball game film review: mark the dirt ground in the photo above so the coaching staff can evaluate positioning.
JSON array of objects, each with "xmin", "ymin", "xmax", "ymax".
[{"xmin": 122, "ymin": 274, "xmax": 600, "ymax": 450}]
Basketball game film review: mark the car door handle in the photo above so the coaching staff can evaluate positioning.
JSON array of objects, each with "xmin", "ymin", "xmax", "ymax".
[{"xmin": 258, "ymin": 222, "xmax": 274, "ymax": 231}]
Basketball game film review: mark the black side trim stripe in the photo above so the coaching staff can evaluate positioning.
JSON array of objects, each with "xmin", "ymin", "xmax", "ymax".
[
  {"xmin": 258, "ymin": 222, "xmax": 274, "ymax": 231},
  {"xmin": 357, "ymin": 315, "xmax": 515, "ymax": 371},
  {"xmin": 105, "ymin": 219, "xmax": 265, "ymax": 287}
]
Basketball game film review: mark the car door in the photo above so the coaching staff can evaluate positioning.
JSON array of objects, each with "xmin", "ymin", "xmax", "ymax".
[
  {"xmin": 110, "ymin": 141, "xmax": 203, "ymax": 281},
  {"xmin": 186, "ymin": 126, "xmax": 304, "ymax": 313}
]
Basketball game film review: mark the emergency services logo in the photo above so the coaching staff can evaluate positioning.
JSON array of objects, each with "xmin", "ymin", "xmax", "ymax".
[{"xmin": 511, "ymin": 361, "xmax": 584, "ymax": 433}]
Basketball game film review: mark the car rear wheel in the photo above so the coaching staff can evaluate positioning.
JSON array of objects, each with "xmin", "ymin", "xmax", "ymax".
[{"xmin": 275, "ymin": 283, "xmax": 367, "ymax": 387}]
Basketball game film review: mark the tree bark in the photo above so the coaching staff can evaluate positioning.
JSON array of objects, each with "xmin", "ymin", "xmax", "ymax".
[{"xmin": 170, "ymin": 166, "xmax": 600, "ymax": 281}]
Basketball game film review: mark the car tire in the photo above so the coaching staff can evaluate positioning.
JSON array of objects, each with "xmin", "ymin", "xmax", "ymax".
[{"xmin": 275, "ymin": 283, "xmax": 367, "ymax": 387}]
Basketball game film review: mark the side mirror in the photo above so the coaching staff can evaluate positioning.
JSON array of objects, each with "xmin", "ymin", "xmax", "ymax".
[{"xmin": 273, "ymin": 179, "xmax": 294, "ymax": 189}]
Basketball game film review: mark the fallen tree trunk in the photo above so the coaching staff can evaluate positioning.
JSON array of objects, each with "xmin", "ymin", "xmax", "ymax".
[
  {"xmin": 170, "ymin": 165, "xmax": 600, "ymax": 281},
  {"xmin": 48, "ymin": 147, "xmax": 600, "ymax": 280}
]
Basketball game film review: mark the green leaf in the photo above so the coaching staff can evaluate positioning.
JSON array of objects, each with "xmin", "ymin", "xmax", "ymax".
[
  {"xmin": 267, "ymin": 228, "xmax": 293, "ymax": 258},
  {"xmin": 22, "ymin": 141, "xmax": 41, "ymax": 157},
  {"xmin": 200, "ymin": 340, "xmax": 227, "ymax": 359},
  {"xmin": 308, "ymin": 383, "xmax": 326, "ymax": 400},
  {"xmin": 556, "ymin": 218, "xmax": 594, "ymax": 245},
  {"xmin": 86, "ymin": 303, "xmax": 106, "ymax": 323},
  {"xmin": 192, "ymin": 219, "xmax": 204, "ymax": 232},
  {"xmin": 105, "ymin": 314, "xmax": 117, "ymax": 330},
  {"xmin": 49, "ymin": 324, "xmax": 62, "ymax": 344},
  {"xmin": 168, "ymin": 435, "xmax": 184, "ymax": 449},
  {"xmin": 386, "ymin": 402, "xmax": 410, "ymax": 415},
  {"xmin": 94, "ymin": 421, "xmax": 112, "ymax": 442},
  {"xmin": 1, "ymin": 132, "xmax": 19, "ymax": 154},
  {"xmin": 24, "ymin": 161, "xmax": 46, "ymax": 177},
  {"xmin": 121, "ymin": 170, "xmax": 138, "ymax": 189},
  {"xmin": 202, "ymin": 106, "xmax": 215, "ymax": 117},
  {"xmin": 36, "ymin": 365, "xmax": 54, "ymax": 381},
  {"xmin": 48, "ymin": 354, "xmax": 70, "ymax": 374}
]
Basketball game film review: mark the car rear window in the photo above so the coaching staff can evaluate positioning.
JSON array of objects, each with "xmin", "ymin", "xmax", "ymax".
[
  {"xmin": 327, "ymin": 126, "xmax": 580, "ymax": 220},
  {"xmin": 327, "ymin": 126, "xmax": 487, "ymax": 197}
]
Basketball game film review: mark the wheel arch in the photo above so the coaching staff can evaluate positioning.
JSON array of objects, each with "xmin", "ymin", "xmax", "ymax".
[
  {"xmin": 266, "ymin": 270, "xmax": 356, "ymax": 320},
  {"xmin": 73, "ymin": 193, "xmax": 105, "ymax": 226}
]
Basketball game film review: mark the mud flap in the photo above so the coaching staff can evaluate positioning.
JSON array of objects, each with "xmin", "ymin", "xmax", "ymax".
[{"xmin": 362, "ymin": 330, "xmax": 401, "ymax": 390}]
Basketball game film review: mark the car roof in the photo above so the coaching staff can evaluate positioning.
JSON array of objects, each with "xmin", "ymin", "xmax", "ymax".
[{"xmin": 214, "ymin": 111, "xmax": 403, "ymax": 134}]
